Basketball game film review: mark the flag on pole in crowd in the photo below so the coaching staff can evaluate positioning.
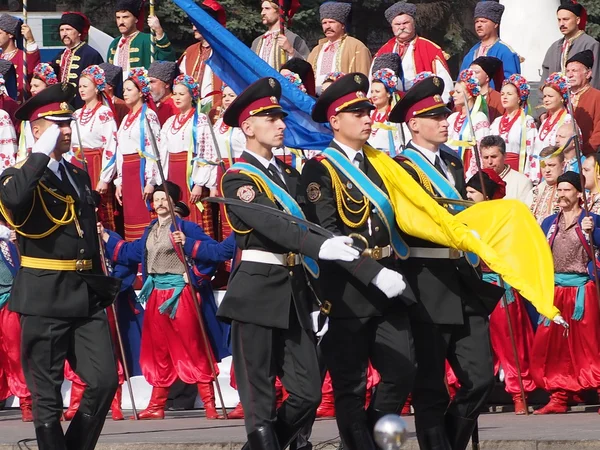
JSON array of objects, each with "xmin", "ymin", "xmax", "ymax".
[{"xmin": 171, "ymin": 0, "xmax": 333, "ymax": 150}]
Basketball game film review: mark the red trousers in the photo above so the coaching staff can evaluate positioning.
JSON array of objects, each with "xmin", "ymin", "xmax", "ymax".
[
  {"xmin": 0, "ymin": 307, "xmax": 29, "ymax": 398},
  {"xmin": 140, "ymin": 286, "xmax": 218, "ymax": 387},
  {"xmin": 531, "ymin": 282, "xmax": 600, "ymax": 392}
]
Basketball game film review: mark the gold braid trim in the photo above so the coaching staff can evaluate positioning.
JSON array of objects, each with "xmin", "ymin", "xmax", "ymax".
[
  {"xmin": 401, "ymin": 160, "xmax": 435, "ymax": 195},
  {"xmin": 0, "ymin": 182, "xmax": 79, "ymax": 239},
  {"xmin": 320, "ymin": 159, "xmax": 370, "ymax": 228}
]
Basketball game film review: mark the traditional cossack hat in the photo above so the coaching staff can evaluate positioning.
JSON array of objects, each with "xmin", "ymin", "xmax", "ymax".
[
  {"xmin": 384, "ymin": 1, "xmax": 417, "ymax": 24},
  {"xmin": 60, "ymin": 12, "xmax": 91, "ymax": 40},
  {"xmin": 0, "ymin": 14, "xmax": 21, "ymax": 37},
  {"xmin": 474, "ymin": 0, "xmax": 505, "ymax": 24},
  {"xmin": 319, "ymin": 2, "xmax": 352, "ymax": 25},
  {"xmin": 148, "ymin": 61, "xmax": 180, "ymax": 86},
  {"xmin": 566, "ymin": 49, "xmax": 594, "ymax": 69}
]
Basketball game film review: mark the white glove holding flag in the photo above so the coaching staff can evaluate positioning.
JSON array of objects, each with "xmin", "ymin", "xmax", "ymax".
[
  {"xmin": 553, "ymin": 314, "xmax": 568, "ymax": 328},
  {"xmin": 319, "ymin": 236, "xmax": 359, "ymax": 262},
  {"xmin": 32, "ymin": 124, "xmax": 61, "ymax": 156},
  {"xmin": 372, "ymin": 268, "xmax": 407, "ymax": 299},
  {"xmin": 310, "ymin": 311, "xmax": 329, "ymax": 340}
]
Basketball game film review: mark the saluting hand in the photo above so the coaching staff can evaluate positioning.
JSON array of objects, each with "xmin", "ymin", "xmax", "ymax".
[
  {"xmin": 582, "ymin": 216, "xmax": 594, "ymax": 233},
  {"xmin": 172, "ymin": 231, "xmax": 186, "ymax": 245}
]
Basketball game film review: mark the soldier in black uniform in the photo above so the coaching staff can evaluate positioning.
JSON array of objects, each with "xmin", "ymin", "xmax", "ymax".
[
  {"xmin": 216, "ymin": 77, "xmax": 360, "ymax": 450},
  {"xmin": 300, "ymin": 73, "xmax": 416, "ymax": 450},
  {"xmin": 388, "ymin": 76, "xmax": 503, "ymax": 450},
  {"xmin": 0, "ymin": 83, "xmax": 121, "ymax": 450}
]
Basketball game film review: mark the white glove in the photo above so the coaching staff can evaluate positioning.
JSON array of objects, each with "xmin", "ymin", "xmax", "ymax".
[
  {"xmin": 371, "ymin": 267, "xmax": 406, "ymax": 299},
  {"xmin": 553, "ymin": 314, "xmax": 569, "ymax": 328},
  {"xmin": 32, "ymin": 124, "xmax": 61, "ymax": 156},
  {"xmin": 310, "ymin": 311, "xmax": 329, "ymax": 338},
  {"xmin": 318, "ymin": 236, "xmax": 359, "ymax": 262},
  {"xmin": 0, "ymin": 225, "xmax": 10, "ymax": 241}
]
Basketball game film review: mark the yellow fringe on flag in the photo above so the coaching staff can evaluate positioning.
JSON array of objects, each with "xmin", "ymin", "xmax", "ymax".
[{"xmin": 364, "ymin": 145, "xmax": 558, "ymax": 320}]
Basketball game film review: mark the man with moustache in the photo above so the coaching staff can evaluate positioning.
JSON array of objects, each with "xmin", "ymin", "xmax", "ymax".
[
  {"xmin": 53, "ymin": 12, "xmax": 104, "ymax": 109},
  {"xmin": 0, "ymin": 14, "xmax": 40, "ymax": 103},
  {"xmin": 460, "ymin": 1, "xmax": 521, "ymax": 86},
  {"xmin": 0, "ymin": 83, "xmax": 121, "ymax": 450},
  {"xmin": 374, "ymin": 1, "xmax": 452, "ymax": 102},
  {"xmin": 178, "ymin": 1, "xmax": 226, "ymax": 114},
  {"xmin": 107, "ymin": 0, "xmax": 175, "ymax": 79},
  {"xmin": 542, "ymin": 1, "xmax": 600, "ymax": 90},
  {"xmin": 147, "ymin": 60, "xmax": 179, "ymax": 125},
  {"xmin": 251, "ymin": 0, "xmax": 310, "ymax": 71},
  {"xmin": 307, "ymin": 2, "xmax": 371, "ymax": 93}
]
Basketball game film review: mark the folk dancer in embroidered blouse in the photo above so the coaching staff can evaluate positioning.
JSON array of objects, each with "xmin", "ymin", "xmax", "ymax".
[
  {"xmin": 0, "ymin": 101, "xmax": 16, "ymax": 174},
  {"xmin": 0, "ymin": 60, "xmax": 19, "ymax": 124},
  {"xmin": 53, "ymin": 12, "xmax": 103, "ymax": 109},
  {"xmin": 582, "ymin": 154, "xmax": 600, "ymax": 215},
  {"xmin": 159, "ymin": 75, "xmax": 218, "ymax": 238},
  {"xmin": 532, "ymin": 73, "xmax": 573, "ymax": 183},
  {"xmin": 107, "ymin": 0, "xmax": 176, "ymax": 79},
  {"xmin": 369, "ymin": 65, "xmax": 403, "ymax": 156},
  {"xmin": 469, "ymin": 56, "xmax": 504, "ymax": 122},
  {"xmin": 490, "ymin": 74, "xmax": 538, "ymax": 182},
  {"xmin": 526, "ymin": 146, "xmax": 565, "ymax": 223},
  {"xmin": 70, "ymin": 65, "xmax": 119, "ymax": 231},
  {"xmin": 0, "ymin": 14, "xmax": 40, "ymax": 103},
  {"xmin": 113, "ymin": 68, "xmax": 161, "ymax": 241},
  {"xmin": 531, "ymin": 171, "xmax": 600, "ymax": 415},
  {"xmin": 102, "ymin": 181, "xmax": 234, "ymax": 420},
  {"xmin": 374, "ymin": 1, "xmax": 453, "ymax": 102},
  {"xmin": 99, "ymin": 63, "xmax": 130, "ymax": 125},
  {"xmin": 307, "ymin": 2, "xmax": 371, "ymax": 94},
  {"xmin": 16, "ymin": 63, "xmax": 58, "ymax": 163},
  {"xmin": 447, "ymin": 69, "xmax": 490, "ymax": 180},
  {"xmin": 0, "ymin": 224, "xmax": 32, "ymax": 422}
]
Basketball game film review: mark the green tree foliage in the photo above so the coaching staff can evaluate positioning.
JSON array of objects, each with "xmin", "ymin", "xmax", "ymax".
[{"xmin": 580, "ymin": 0, "xmax": 600, "ymax": 39}]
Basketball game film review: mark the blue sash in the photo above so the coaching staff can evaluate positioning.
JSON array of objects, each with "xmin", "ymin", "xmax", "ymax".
[
  {"xmin": 231, "ymin": 162, "xmax": 320, "ymax": 277},
  {"xmin": 401, "ymin": 147, "xmax": 480, "ymax": 267},
  {"xmin": 321, "ymin": 147, "xmax": 409, "ymax": 259}
]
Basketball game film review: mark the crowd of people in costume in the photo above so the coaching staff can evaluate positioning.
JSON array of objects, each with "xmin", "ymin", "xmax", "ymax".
[{"xmin": 1, "ymin": 0, "xmax": 600, "ymax": 450}]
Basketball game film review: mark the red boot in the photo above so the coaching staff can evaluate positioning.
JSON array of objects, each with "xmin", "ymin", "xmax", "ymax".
[
  {"xmin": 401, "ymin": 394, "xmax": 412, "ymax": 416},
  {"xmin": 227, "ymin": 402, "xmax": 244, "ymax": 419},
  {"xmin": 316, "ymin": 390, "xmax": 335, "ymax": 418},
  {"xmin": 20, "ymin": 396, "xmax": 33, "ymax": 422},
  {"xmin": 111, "ymin": 385, "xmax": 124, "ymax": 421},
  {"xmin": 133, "ymin": 386, "xmax": 169, "ymax": 420},
  {"xmin": 512, "ymin": 394, "xmax": 527, "ymax": 415},
  {"xmin": 64, "ymin": 382, "xmax": 85, "ymax": 421},
  {"xmin": 198, "ymin": 383, "xmax": 221, "ymax": 420},
  {"xmin": 533, "ymin": 391, "xmax": 568, "ymax": 415}
]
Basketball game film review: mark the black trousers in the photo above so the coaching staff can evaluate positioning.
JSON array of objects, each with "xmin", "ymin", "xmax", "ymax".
[
  {"xmin": 20, "ymin": 310, "xmax": 119, "ymax": 427},
  {"xmin": 231, "ymin": 308, "xmax": 321, "ymax": 436},
  {"xmin": 321, "ymin": 309, "xmax": 415, "ymax": 450},
  {"xmin": 411, "ymin": 314, "xmax": 495, "ymax": 432}
]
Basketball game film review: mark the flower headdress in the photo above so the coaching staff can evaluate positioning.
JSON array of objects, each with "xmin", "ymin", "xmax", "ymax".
[
  {"xmin": 458, "ymin": 69, "xmax": 481, "ymax": 97},
  {"xmin": 33, "ymin": 63, "xmax": 58, "ymax": 86},
  {"xmin": 543, "ymin": 72, "xmax": 569, "ymax": 102},
  {"xmin": 126, "ymin": 67, "xmax": 151, "ymax": 99},
  {"xmin": 81, "ymin": 65, "xmax": 107, "ymax": 92},
  {"xmin": 371, "ymin": 68, "xmax": 399, "ymax": 94},
  {"xmin": 173, "ymin": 74, "xmax": 200, "ymax": 102},
  {"xmin": 282, "ymin": 71, "xmax": 306, "ymax": 94},
  {"xmin": 502, "ymin": 74, "xmax": 530, "ymax": 104}
]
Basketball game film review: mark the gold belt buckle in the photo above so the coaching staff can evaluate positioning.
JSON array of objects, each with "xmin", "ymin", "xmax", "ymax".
[
  {"xmin": 370, "ymin": 246, "xmax": 382, "ymax": 260},
  {"xmin": 449, "ymin": 249, "xmax": 461, "ymax": 259},
  {"xmin": 320, "ymin": 300, "xmax": 332, "ymax": 315},
  {"xmin": 286, "ymin": 253, "xmax": 297, "ymax": 267},
  {"xmin": 75, "ymin": 260, "xmax": 85, "ymax": 271}
]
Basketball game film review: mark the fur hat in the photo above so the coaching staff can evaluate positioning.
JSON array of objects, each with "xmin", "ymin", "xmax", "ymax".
[
  {"xmin": 372, "ymin": 53, "xmax": 403, "ymax": 78},
  {"xmin": 384, "ymin": 1, "xmax": 417, "ymax": 24},
  {"xmin": 474, "ymin": 0, "xmax": 505, "ymax": 24},
  {"xmin": 148, "ymin": 61, "xmax": 180, "ymax": 86},
  {"xmin": 60, "ymin": 12, "xmax": 91, "ymax": 40},
  {"xmin": 0, "ymin": 14, "xmax": 20, "ymax": 37},
  {"xmin": 319, "ymin": 2, "xmax": 352, "ymax": 25}
]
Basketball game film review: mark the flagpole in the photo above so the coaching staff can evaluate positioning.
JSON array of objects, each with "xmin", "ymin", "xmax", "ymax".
[
  {"xmin": 149, "ymin": 0, "xmax": 155, "ymax": 63},
  {"xmin": 22, "ymin": 2, "xmax": 27, "ymax": 101}
]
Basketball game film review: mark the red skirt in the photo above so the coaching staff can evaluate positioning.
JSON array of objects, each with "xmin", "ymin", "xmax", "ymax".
[
  {"xmin": 490, "ymin": 291, "xmax": 536, "ymax": 394},
  {"xmin": 0, "ymin": 365, "xmax": 8, "ymax": 401},
  {"xmin": 0, "ymin": 308, "xmax": 29, "ymax": 398},
  {"xmin": 122, "ymin": 153, "xmax": 151, "ymax": 241},
  {"xmin": 531, "ymin": 282, "xmax": 600, "ymax": 392},
  {"xmin": 167, "ymin": 152, "xmax": 204, "ymax": 227},
  {"xmin": 140, "ymin": 285, "xmax": 218, "ymax": 387}
]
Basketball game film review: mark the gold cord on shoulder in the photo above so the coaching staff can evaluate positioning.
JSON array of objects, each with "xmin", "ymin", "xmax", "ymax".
[{"xmin": 402, "ymin": 160, "xmax": 435, "ymax": 196}]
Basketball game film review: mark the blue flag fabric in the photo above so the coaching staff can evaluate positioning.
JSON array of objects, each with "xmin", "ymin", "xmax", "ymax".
[{"xmin": 171, "ymin": 0, "xmax": 333, "ymax": 149}]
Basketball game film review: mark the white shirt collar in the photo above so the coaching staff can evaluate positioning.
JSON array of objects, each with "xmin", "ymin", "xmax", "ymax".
[
  {"xmin": 333, "ymin": 139, "xmax": 363, "ymax": 164},
  {"xmin": 409, "ymin": 140, "xmax": 441, "ymax": 165},
  {"xmin": 247, "ymin": 150, "xmax": 281, "ymax": 174},
  {"xmin": 47, "ymin": 158, "xmax": 62, "ymax": 177}
]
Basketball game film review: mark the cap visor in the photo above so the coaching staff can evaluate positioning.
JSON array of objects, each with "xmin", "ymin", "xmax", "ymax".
[
  {"xmin": 339, "ymin": 100, "xmax": 376, "ymax": 113},
  {"xmin": 254, "ymin": 107, "xmax": 288, "ymax": 118},
  {"xmin": 415, "ymin": 105, "xmax": 452, "ymax": 117},
  {"xmin": 43, "ymin": 115, "xmax": 73, "ymax": 122}
]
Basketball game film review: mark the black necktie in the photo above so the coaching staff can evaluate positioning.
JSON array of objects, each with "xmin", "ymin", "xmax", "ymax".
[
  {"xmin": 268, "ymin": 163, "xmax": 287, "ymax": 190},
  {"xmin": 58, "ymin": 163, "xmax": 78, "ymax": 198},
  {"xmin": 354, "ymin": 153, "xmax": 364, "ymax": 172},
  {"xmin": 434, "ymin": 155, "xmax": 448, "ymax": 180}
]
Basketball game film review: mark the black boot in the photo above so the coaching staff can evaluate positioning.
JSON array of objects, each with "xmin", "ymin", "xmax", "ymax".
[
  {"xmin": 416, "ymin": 426, "xmax": 452, "ymax": 450},
  {"xmin": 35, "ymin": 422, "xmax": 67, "ymax": 450},
  {"xmin": 64, "ymin": 411, "xmax": 108, "ymax": 450},
  {"xmin": 347, "ymin": 422, "xmax": 377, "ymax": 450},
  {"xmin": 247, "ymin": 425, "xmax": 281, "ymax": 450},
  {"xmin": 445, "ymin": 414, "xmax": 476, "ymax": 450}
]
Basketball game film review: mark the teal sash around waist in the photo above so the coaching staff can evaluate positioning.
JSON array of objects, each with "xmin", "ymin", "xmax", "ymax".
[
  {"xmin": 555, "ymin": 273, "xmax": 589, "ymax": 321},
  {"xmin": 482, "ymin": 272, "xmax": 515, "ymax": 306},
  {"xmin": 322, "ymin": 147, "xmax": 408, "ymax": 259},
  {"xmin": 137, "ymin": 273, "xmax": 187, "ymax": 319},
  {"xmin": 0, "ymin": 292, "xmax": 9, "ymax": 309},
  {"xmin": 231, "ymin": 162, "xmax": 320, "ymax": 277}
]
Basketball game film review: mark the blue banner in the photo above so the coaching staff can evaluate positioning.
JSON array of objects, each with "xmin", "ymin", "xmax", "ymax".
[{"xmin": 172, "ymin": 0, "xmax": 333, "ymax": 149}]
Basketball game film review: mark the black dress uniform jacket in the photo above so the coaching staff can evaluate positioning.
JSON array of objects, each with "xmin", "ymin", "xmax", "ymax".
[
  {"xmin": 395, "ymin": 142, "xmax": 503, "ymax": 324},
  {"xmin": 301, "ymin": 142, "xmax": 416, "ymax": 319},
  {"xmin": 216, "ymin": 151, "xmax": 327, "ymax": 330},
  {"xmin": 0, "ymin": 152, "xmax": 118, "ymax": 317}
]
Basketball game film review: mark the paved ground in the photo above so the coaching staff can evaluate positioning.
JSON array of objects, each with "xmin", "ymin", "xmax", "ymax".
[{"xmin": 2, "ymin": 407, "xmax": 600, "ymax": 449}]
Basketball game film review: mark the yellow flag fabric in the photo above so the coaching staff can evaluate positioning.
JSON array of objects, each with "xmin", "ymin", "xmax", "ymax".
[{"xmin": 364, "ymin": 146, "xmax": 559, "ymax": 320}]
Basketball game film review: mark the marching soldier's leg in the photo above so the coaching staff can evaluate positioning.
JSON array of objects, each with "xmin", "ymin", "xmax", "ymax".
[
  {"xmin": 367, "ymin": 309, "xmax": 416, "ymax": 427},
  {"xmin": 231, "ymin": 320, "xmax": 279, "ymax": 449},
  {"xmin": 64, "ymin": 310, "xmax": 119, "ymax": 450},
  {"xmin": 20, "ymin": 315, "xmax": 70, "ymax": 450},
  {"xmin": 445, "ymin": 315, "xmax": 495, "ymax": 450},
  {"xmin": 274, "ymin": 311, "xmax": 321, "ymax": 449},
  {"xmin": 411, "ymin": 323, "xmax": 452, "ymax": 450}
]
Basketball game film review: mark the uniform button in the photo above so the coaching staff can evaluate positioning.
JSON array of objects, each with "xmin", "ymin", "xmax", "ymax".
[
  {"xmin": 289, "ymin": 271, "xmax": 293, "ymax": 276},
  {"xmin": 80, "ymin": 249, "xmax": 84, "ymax": 254},
  {"xmin": 375, "ymin": 226, "xmax": 380, "ymax": 232}
]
